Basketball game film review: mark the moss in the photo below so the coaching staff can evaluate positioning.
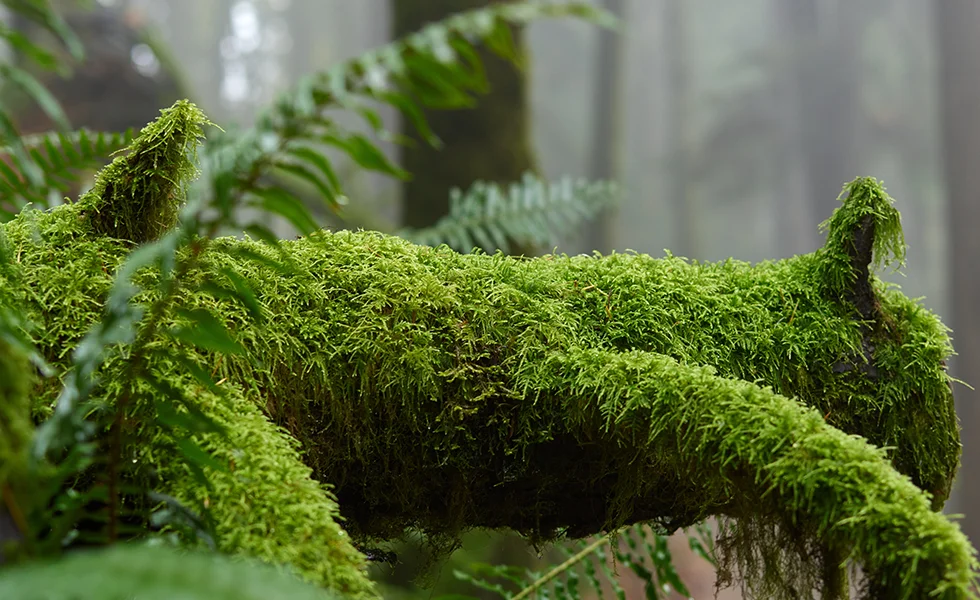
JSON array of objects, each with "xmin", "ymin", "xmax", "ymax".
[
  {"xmin": 131, "ymin": 368, "xmax": 374, "ymax": 599},
  {"xmin": 76, "ymin": 100, "xmax": 208, "ymax": 245},
  {"xmin": 0, "ymin": 203, "xmax": 377, "ymax": 598},
  {"xmin": 1, "ymin": 142, "xmax": 975, "ymax": 598},
  {"xmin": 2, "ymin": 181, "xmax": 975, "ymax": 596}
]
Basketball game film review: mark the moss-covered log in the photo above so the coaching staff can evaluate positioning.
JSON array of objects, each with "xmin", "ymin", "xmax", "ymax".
[
  {"xmin": 0, "ymin": 105, "xmax": 975, "ymax": 598},
  {"xmin": 393, "ymin": 0, "xmax": 539, "ymax": 237}
]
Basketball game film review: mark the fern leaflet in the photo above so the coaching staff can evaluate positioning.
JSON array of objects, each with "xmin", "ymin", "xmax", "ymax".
[
  {"xmin": 445, "ymin": 523, "xmax": 717, "ymax": 600},
  {"xmin": 0, "ymin": 129, "xmax": 135, "ymax": 215},
  {"xmin": 402, "ymin": 172, "xmax": 619, "ymax": 254}
]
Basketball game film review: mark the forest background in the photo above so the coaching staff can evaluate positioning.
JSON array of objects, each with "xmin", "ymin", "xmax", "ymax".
[{"xmin": 3, "ymin": 0, "xmax": 979, "ymax": 598}]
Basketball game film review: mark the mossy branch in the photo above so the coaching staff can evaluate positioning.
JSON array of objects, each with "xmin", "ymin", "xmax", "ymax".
[{"xmin": 3, "ymin": 200, "xmax": 972, "ymax": 597}]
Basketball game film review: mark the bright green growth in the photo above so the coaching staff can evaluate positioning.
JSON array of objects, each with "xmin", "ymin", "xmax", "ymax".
[
  {"xmin": 0, "ymin": 542, "xmax": 340, "ymax": 599},
  {"xmin": 129, "ymin": 369, "xmax": 376, "ymax": 600},
  {"xmin": 75, "ymin": 100, "xmax": 209, "ymax": 244},
  {"xmin": 0, "ymin": 338, "xmax": 31, "ymax": 488},
  {"xmin": 0, "ymin": 225, "xmax": 31, "ymax": 494},
  {"xmin": 0, "ymin": 205, "xmax": 377, "ymax": 598}
]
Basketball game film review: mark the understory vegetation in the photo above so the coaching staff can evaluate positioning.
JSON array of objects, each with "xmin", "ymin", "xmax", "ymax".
[{"xmin": 0, "ymin": 1, "xmax": 977, "ymax": 599}]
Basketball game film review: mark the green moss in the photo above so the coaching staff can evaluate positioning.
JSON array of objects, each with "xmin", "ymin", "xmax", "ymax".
[
  {"xmin": 1, "ymin": 164, "xmax": 975, "ymax": 597},
  {"xmin": 76, "ymin": 100, "xmax": 208, "ymax": 244},
  {"xmin": 817, "ymin": 176, "xmax": 906, "ymax": 300},
  {"xmin": 131, "ymin": 368, "xmax": 373, "ymax": 599}
]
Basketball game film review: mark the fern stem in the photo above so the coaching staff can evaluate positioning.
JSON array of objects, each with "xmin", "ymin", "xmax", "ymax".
[{"xmin": 511, "ymin": 536, "xmax": 610, "ymax": 600}]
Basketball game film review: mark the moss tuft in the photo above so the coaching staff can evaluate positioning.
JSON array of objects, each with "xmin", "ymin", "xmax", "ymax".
[
  {"xmin": 817, "ymin": 176, "xmax": 906, "ymax": 304},
  {"xmin": 76, "ymin": 100, "xmax": 209, "ymax": 244}
]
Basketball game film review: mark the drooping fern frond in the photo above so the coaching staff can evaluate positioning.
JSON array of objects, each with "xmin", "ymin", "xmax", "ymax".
[
  {"xmin": 0, "ymin": 543, "xmax": 339, "ymax": 600},
  {"xmin": 0, "ymin": 129, "xmax": 135, "ymax": 216},
  {"xmin": 0, "ymin": 0, "xmax": 82, "ymax": 197},
  {"xmin": 197, "ymin": 1, "xmax": 615, "ymax": 241},
  {"xmin": 447, "ymin": 523, "xmax": 716, "ymax": 600},
  {"xmin": 401, "ymin": 172, "xmax": 619, "ymax": 254}
]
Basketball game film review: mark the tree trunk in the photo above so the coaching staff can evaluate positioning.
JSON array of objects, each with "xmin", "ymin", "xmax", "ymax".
[
  {"xmin": 663, "ymin": 0, "xmax": 697, "ymax": 257},
  {"xmin": 769, "ymin": 0, "xmax": 818, "ymax": 256},
  {"xmin": 392, "ymin": 0, "xmax": 538, "ymax": 246},
  {"xmin": 776, "ymin": 0, "xmax": 859, "ymax": 226},
  {"xmin": 583, "ymin": 0, "xmax": 626, "ymax": 255},
  {"xmin": 934, "ymin": 0, "xmax": 980, "ymax": 549}
]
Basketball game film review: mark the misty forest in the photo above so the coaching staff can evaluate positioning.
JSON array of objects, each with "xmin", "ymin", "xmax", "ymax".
[{"xmin": 1, "ymin": 1, "xmax": 979, "ymax": 599}]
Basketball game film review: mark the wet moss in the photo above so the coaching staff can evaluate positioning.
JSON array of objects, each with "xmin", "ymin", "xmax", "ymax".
[{"xmin": 2, "ymin": 148, "xmax": 975, "ymax": 599}]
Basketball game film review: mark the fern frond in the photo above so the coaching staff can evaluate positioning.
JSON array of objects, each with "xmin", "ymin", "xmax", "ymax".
[
  {"xmin": 401, "ymin": 173, "xmax": 619, "ymax": 254},
  {"xmin": 199, "ymin": 1, "xmax": 613, "ymax": 241},
  {"xmin": 447, "ymin": 523, "xmax": 698, "ymax": 600},
  {"xmin": 0, "ymin": 0, "xmax": 83, "ymax": 61},
  {"xmin": 0, "ymin": 543, "xmax": 338, "ymax": 599},
  {"xmin": 0, "ymin": 129, "xmax": 135, "ymax": 214},
  {"xmin": 0, "ymin": 0, "xmax": 82, "ymax": 200}
]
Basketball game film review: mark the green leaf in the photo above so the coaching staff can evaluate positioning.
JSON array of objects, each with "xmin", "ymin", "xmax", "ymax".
[
  {"xmin": 322, "ymin": 132, "xmax": 409, "ymax": 179},
  {"xmin": 0, "ymin": 64, "xmax": 70, "ymax": 130},
  {"xmin": 248, "ymin": 186, "xmax": 318, "ymax": 236},
  {"xmin": 376, "ymin": 90, "xmax": 440, "ymax": 147},
  {"xmin": 285, "ymin": 144, "xmax": 342, "ymax": 200},
  {"xmin": 273, "ymin": 161, "xmax": 336, "ymax": 207},
  {"xmin": 170, "ymin": 308, "xmax": 246, "ymax": 356},
  {"xmin": 175, "ymin": 437, "xmax": 229, "ymax": 473},
  {"xmin": 218, "ymin": 267, "xmax": 264, "ymax": 322}
]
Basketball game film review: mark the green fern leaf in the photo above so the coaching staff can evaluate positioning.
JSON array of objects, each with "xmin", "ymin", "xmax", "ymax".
[
  {"xmin": 0, "ymin": 129, "xmax": 135, "ymax": 215},
  {"xmin": 401, "ymin": 173, "xmax": 619, "ymax": 254},
  {"xmin": 0, "ymin": 543, "xmax": 339, "ymax": 599},
  {"xmin": 197, "ymin": 2, "xmax": 612, "ymax": 235}
]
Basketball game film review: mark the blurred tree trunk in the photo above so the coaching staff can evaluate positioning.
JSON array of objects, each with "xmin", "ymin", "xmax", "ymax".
[
  {"xmin": 584, "ymin": 0, "xmax": 625, "ymax": 255},
  {"xmin": 13, "ymin": 4, "xmax": 180, "ymax": 134},
  {"xmin": 934, "ymin": 0, "xmax": 980, "ymax": 549},
  {"xmin": 164, "ymin": 0, "xmax": 230, "ymax": 118},
  {"xmin": 776, "ymin": 0, "xmax": 859, "ymax": 227},
  {"xmin": 663, "ymin": 0, "xmax": 698, "ymax": 258},
  {"xmin": 392, "ymin": 0, "xmax": 539, "ymax": 252},
  {"xmin": 769, "ymin": 0, "xmax": 817, "ymax": 256}
]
